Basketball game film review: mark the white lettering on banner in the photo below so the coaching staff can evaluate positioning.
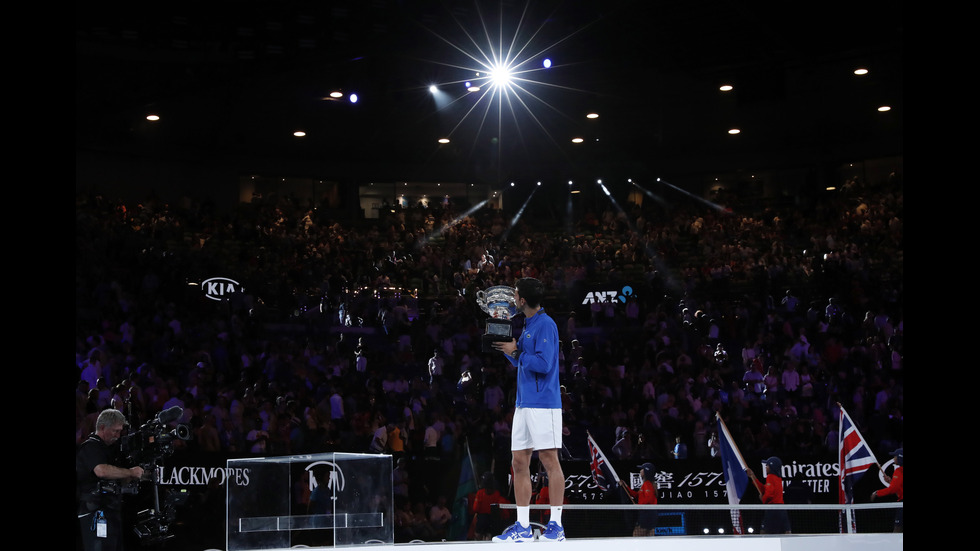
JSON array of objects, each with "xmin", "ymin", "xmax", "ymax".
[
  {"xmin": 580, "ymin": 286, "xmax": 634, "ymax": 305},
  {"xmin": 201, "ymin": 277, "xmax": 242, "ymax": 301},
  {"xmin": 157, "ymin": 466, "xmax": 251, "ymax": 486},
  {"xmin": 779, "ymin": 461, "xmax": 838, "ymax": 479},
  {"xmin": 805, "ymin": 479, "xmax": 830, "ymax": 493},
  {"xmin": 566, "ymin": 462, "xmax": 839, "ymax": 503},
  {"xmin": 582, "ymin": 291, "xmax": 619, "ymax": 304}
]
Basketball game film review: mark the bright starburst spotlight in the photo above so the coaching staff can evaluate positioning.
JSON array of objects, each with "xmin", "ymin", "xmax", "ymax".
[
  {"xmin": 415, "ymin": 1, "xmax": 600, "ymax": 166},
  {"xmin": 490, "ymin": 63, "xmax": 514, "ymax": 87}
]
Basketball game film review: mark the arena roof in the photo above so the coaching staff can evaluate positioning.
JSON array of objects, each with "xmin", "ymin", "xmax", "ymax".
[{"xmin": 76, "ymin": 0, "xmax": 903, "ymax": 185}]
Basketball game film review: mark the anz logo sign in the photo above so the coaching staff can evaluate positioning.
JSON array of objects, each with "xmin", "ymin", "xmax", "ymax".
[
  {"xmin": 581, "ymin": 285, "xmax": 635, "ymax": 305},
  {"xmin": 201, "ymin": 277, "xmax": 242, "ymax": 301}
]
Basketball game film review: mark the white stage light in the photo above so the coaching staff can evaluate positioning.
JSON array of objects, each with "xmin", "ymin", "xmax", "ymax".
[{"xmin": 490, "ymin": 64, "xmax": 514, "ymax": 87}]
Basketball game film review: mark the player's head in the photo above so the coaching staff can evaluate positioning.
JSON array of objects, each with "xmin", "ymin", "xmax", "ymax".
[{"xmin": 515, "ymin": 277, "xmax": 545, "ymax": 308}]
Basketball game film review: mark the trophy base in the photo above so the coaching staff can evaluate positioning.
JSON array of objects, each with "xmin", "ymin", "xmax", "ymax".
[
  {"xmin": 483, "ymin": 319, "xmax": 513, "ymax": 353},
  {"xmin": 482, "ymin": 334, "xmax": 513, "ymax": 353}
]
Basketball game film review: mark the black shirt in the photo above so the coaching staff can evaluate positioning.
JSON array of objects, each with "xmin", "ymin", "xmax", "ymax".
[{"xmin": 76, "ymin": 433, "xmax": 121, "ymax": 514}]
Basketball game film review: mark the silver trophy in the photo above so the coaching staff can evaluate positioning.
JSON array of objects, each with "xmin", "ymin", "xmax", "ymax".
[{"xmin": 476, "ymin": 285, "xmax": 518, "ymax": 352}]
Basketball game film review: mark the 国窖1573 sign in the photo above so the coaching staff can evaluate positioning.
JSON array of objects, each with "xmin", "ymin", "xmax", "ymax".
[{"xmin": 201, "ymin": 277, "xmax": 243, "ymax": 301}]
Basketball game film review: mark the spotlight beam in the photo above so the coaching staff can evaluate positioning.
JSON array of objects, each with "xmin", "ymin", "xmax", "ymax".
[
  {"xmin": 500, "ymin": 185, "xmax": 539, "ymax": 243},
  {"xmin": 597, "ymin": 179, "xmax": 686, "ymax": 296},
  {"xmin": 655, "ymin": 178, "xmax": 729, "ymax": 212},
  {"xmin": 417, "ymin": 199, "xmax": 491, "ymax": 250},
  {"xmin": 629, "ymin": 180, "xmax": 669, "ymax": 208}
]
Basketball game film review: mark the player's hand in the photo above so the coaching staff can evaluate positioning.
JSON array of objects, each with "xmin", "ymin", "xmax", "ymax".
[{"xmin": 493, "ymin": 339, "xmax": 517, "ymax": 356}]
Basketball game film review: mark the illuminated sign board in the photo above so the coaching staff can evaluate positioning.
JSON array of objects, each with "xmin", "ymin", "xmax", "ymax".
[
  {"xmin": 580, "ymin": 285, "xmax": 635, "ymax": 305},
  {"xmin": 200, "ymin": 277, "xmax": 242, "ymax": 301}
]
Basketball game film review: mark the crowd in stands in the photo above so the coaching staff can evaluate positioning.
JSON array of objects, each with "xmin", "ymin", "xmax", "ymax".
[{"xmin": 76, "ymin": 173, "xmax": 902, "ymax": 541}]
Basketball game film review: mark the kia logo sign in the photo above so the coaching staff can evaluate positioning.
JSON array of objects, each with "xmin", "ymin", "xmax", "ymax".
[{"xmin": 201, "ymin": 277, "xmax": 242, "ymax": 301}]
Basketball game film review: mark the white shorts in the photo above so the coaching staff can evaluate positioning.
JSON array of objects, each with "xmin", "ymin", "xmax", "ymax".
[{"xmin": 511, "ymin": 407, "xmax": 562, "ymax": 451}]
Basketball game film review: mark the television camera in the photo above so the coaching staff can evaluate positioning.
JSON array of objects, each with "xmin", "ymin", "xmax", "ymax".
[
  {"xmin": 119, "ymin": 406, "xmax": 193, "ymax": 545},
  {"xmin": 121, "ymin": 406, "xmax": 192, "ymax": 471}
]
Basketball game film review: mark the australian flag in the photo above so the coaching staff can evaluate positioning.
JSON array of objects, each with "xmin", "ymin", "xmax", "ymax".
[
  {"xmin": 838, "ymin": 406, "xmax": 878, "ymax": 504},
  {"xmin": 587, "ymin": 433, "xmax": 617, "ymax": 491}
]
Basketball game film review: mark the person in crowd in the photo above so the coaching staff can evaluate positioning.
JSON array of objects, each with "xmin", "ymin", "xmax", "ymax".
[
  {"xmin": 428, "ymin": 348, "xmax": 445, "ymax": 388},
  {"xmin": 428, "ymin": 495, "xmax": 453, "ymax": 539},
  {"xmin": 671, "ymin": 436, "xmax": 688, "ymax": 459}
]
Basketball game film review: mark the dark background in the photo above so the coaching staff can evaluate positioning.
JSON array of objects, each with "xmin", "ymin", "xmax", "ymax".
[{"xmin": 76, "ymin": 0, "xmax": 903, "ymax": 199}]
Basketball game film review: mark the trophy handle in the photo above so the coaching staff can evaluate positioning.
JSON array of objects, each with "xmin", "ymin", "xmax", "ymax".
[{"xmin": 476, "ymin": 290, "xmax": 485, "ymax": 302}]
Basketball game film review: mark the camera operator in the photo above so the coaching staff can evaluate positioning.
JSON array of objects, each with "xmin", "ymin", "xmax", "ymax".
[{"xmin": 76, "ymin": 408, "xmax": 145, "ymax": 551}]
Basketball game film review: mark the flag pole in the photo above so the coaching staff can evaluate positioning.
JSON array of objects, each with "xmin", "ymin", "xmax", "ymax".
[
  {"xmin": 586, "ymin": 430, "xmax": 623, "ymax": 484},
  {"xmin": 714, "ymin": 413, "xmax": 747, "ymax": 469},
  {"xmin": 837, "ymin": 403, "xmax": 881, "ymax": 533},
  {"xmin": 715, "ymin": 412, "xmax": 749, "ymax": 534},
  {"xmin": 838, "ymin": 403, "xmax": 881, "ymax": 470},
  {"xmin": 838, "ymin": 404, "xmax": 854, "ymax": 533},
  {"xmin": 587, "ymin": 430, "xmax": 634, "ymax": 502},
  {"xmin": 715, "ymin": 413, "xmax": 760, "ymax": 498}
]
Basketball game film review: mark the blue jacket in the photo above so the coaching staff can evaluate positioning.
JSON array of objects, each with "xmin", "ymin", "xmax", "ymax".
[{"xmin": 508, "ymin": 308, "xmax": 561, "ymax": 409}]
